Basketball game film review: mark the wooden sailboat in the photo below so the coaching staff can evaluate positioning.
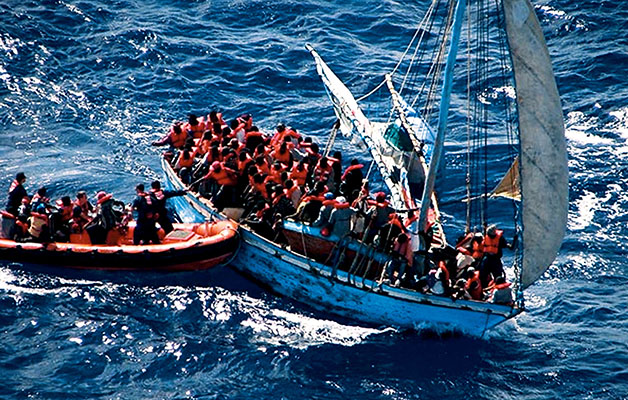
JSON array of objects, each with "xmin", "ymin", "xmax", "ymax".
[{"xmin": 163, "ymin": 0, "xmax": 567, "ymax": 335}]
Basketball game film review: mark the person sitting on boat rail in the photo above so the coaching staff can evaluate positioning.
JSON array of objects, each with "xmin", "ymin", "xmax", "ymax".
[
  {"xmin": 480, "ymin": 224, "xmax": 516, "ymax": 287},
  {"xmin": 487, "ymin": 276, "xmax": 513, "ymax": 305},
  {"xmin": 152, "ymin": 122, "xmax": 187, "ymax": 149},
  {"xmin": 28, "ymin": 203, "xmax": 51, "ymax": 243},
  {"xmin": 31, "ymin": 187, "xmax": 50, "ymax": 214},
  {"xmin": 183, "ymin": 114, "xmax": 206, "ymax": 139},
  {"xmin": 74, "ymin": 190, "xmax": 94, "ymax": 219}
]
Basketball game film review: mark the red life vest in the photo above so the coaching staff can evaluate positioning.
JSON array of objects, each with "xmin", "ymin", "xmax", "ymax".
[
  {"xmin": 290, "ymin": 167, "xmax": 308, "ymax": 186},
  {"xmin": 341, "ymin": 164, "xmax": 364, "ymax": 181},
  {"xmin": 8, "ymin": 179, "xmax": 20, "ymax": 194},
  {"xmin": 177, "ymin": 155, "xmax": 195, "ymax": 169},
  {"xmin": 184, "ymin": 118, "xmax": 206, "ymax": 139},
  {"xmin": 209, "ymin": 167, "xmax": 237, "ymax": 186},
  {"xmin": 271, "ymin": 149, "xmax": 291, "ymax": 164},
  {"xmin": 465, "ymin": 271, "xmax": 483, "ymax": 300},
  {"xmin": 170, "ymin": 126, "xmax": 187, "ymax": 148},
  {"xmin": 483, "ymin": 230, "xmax": 503, "ymax": 255}
]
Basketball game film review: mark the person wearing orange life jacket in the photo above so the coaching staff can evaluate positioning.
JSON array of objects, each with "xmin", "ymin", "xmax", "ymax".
[
  {"xmin": 207, "ymin": 110, "xmax": 226, "ymax": 129},
  {"xmin": 182, "ymin": 114, "xmax": 205, "ymax": 139},
  {"xmin": 383, "ymin": 233, "xmax": 414, "ymax": 287},
  {"xmin": 152, "ymin": 123, "xmax": 188, "ymax": 149},
  {"xmin": 326, "ymin": 196, "xmax": 355, "ymax": 240},
  {"xmin": 201, "ymin": 162, "xmax": 238, "ymax": 211},
  {"xmin": 456, "ymin": 231, "xmax": 484, "ymax": 271},
  {"xmin": 244, "ymin": 128, "xmax": 265, "ymax": 152},
  {"xmin": 283, "ymin": 179, "xmax": 302, "ymax": 208},
  {"xmin": 312, "ymin": 192, "xmax": 336, "ymax": 228},
  {"xmin": 364, "ymin": 192, "xmax": 394, "ymax": 244},
  {"xmin": 488, "ymin": 275, "xmax": 514, "ymax": 305},
  {"xmin": 341, "ymin": 159, "xmax": 364, "ymax": 199},
  {"xmin": 270, "ymin": 142, "xmax": 293, "ymax": 165},
  {"xmin": 464, "ymin": 267, "xmax": 483, "ymax": 300},
  {"xmin": 480, "ymin": 224, "xmax": 516, "ymax": 287},
  {"xmin": 295, "ymin": 181, "xmax": 327, "ymax": 223},
  {"xmin": 289, "ymin": 160, "xmax": 309, "ymax": 187},
  {"xmin": 74, "ymin": 191, "xmax": 94, "ymax": 219}
]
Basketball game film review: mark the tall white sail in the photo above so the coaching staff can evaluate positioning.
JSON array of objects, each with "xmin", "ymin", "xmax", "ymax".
[{"xmin": 503, "ymin": 0, "xmax": 568, "ymax": 288}]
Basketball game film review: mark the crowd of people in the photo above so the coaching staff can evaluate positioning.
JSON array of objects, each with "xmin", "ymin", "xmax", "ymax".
[
  {"xmin": 1, "ymin": 172, "xmax": 184, "ymax": 246},
  {"xmin": 155, "ymin": 112, "xmax": 515, "ymax": 305}
]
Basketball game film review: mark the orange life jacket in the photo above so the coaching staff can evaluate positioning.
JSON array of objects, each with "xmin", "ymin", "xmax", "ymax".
[
  {"xmin": 314, "ymin": 164, "xmax": 332, "ymax": 182},
  {"xmin": 290, "ymin": 167, "xmax": 308, "ymax": 186},
  {"xmin": 177, "ymin": 155, "xmax": 195, "ymax": 169},
  {"xmin": 483, "ymin": 230, "xmax": 503, "ymax": 255},
  {"xmin": 271, "ymin": 149, "xmax": 291, "ymax": 164},
  {"xmin": 341, "ymin": 164, "xmax": 364, "ymax": 181},
  {"xmin": 210, "ymin": 167, "xmax": 237, "ymax": 186},
  {"xmin": 184, "ymin": 118, "xmax": 205, "ymax": 139},
  {"xmin": 170, "ymin": 126, "xmax": 187, "ymax": 148},
  {"xmin": 252, "ymin": 182, "xmax": 269, "ymax": 199},
  {"xmin": 465, "ymin": 271, "xmax": 483, "ymax": 300}
]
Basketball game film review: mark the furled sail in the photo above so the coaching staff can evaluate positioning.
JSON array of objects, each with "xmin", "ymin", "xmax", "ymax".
[{"xmin": 503, "ymin": 0, "xmax": 568, "ymax": 288}]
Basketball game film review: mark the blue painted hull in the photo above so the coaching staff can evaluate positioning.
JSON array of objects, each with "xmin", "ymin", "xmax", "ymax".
[{"xmin": 162, "ymin": 159, "xmax": 521, "ymax": 335}]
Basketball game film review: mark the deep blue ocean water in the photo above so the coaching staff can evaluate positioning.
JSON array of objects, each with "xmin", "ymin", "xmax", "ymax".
[{"xmin": 1, "ymin": 0, "xmax": 627, "ymax": 398}]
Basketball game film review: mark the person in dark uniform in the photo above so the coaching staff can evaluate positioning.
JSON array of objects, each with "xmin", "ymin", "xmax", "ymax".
[
  {"xmin": 6, "ymin": 172, "xmax": 27, "ymax": 216},
  {"xmin": 132, "ymin": 184, "xmax": 159, "ymax": 245},
  {"xmin": 149, "ymin": 180, "xmax": 186, "ymax": 234}
]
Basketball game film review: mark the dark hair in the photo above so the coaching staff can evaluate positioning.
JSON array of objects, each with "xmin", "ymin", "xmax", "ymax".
[
  {"xmin": 151, "ymin": 180, "xmax": 161, "ymax": 190},
  {"xmin": 37, "ymin": 187, "xmax": 47, "ymax": 196},
  {"xmin": 350, "ymin": 158, "xmax": 359, "ymax": 165},
  {"xmin": 16, "ymin": 172, "xmax": 26, "ymax": 181},
  {"xmin": 61, "ymin": 196, "xmax": 71, "ymax": 206},
  {"xmin": 230, "ymin": 119, "xmax": 239, "ymax": 129},
  {"xmin": 210, "ymin": 110, "xmax": 219, "ymax": 123},
  {"xmin": 188, "ymin": 114, "xmax": 198, "ymax": 125},
  {"xmin": 77, "ymin": 191, "xmax": 87, "ymax": 199},
  {"xmin": 136, "ymin": 184, "xmax": 145, "ymax": 192}
]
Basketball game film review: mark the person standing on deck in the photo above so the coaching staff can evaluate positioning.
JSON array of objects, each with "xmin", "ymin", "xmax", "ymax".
[
  {"xmin": 480, "ymin": 224, "xmax": 516, "ymax": 287},
  {"xmin": 149, "ymin": 181, "xmax": 186, "ymax": 234},
  {"xmin": 132, "ymin": 184, "xmax": 159, "ymax": 245}
]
